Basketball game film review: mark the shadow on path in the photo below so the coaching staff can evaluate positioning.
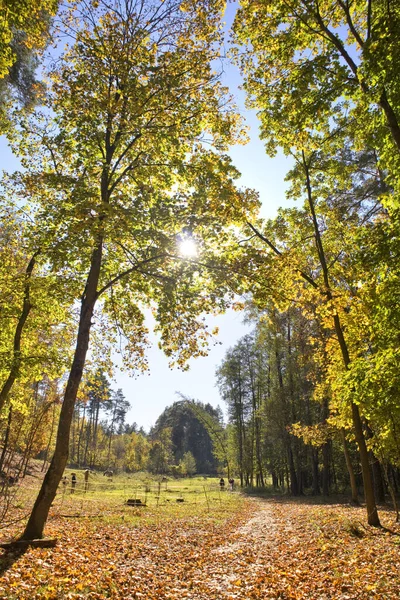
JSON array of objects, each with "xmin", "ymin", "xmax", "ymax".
[{"xmin": 0, "ymin": 545, "xmax": 28, "ymax": 577}]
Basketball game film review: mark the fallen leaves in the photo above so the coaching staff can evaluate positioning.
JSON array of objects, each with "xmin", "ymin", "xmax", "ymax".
[{"xmin": 0, "ymin": 495, "xmax": 399, "ymax": 599}]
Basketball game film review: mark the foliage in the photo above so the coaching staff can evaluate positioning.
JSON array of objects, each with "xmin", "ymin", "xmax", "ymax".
[
  {"xmin": 0, "ymin": 0, "xmax": 58, "ymax": 131},
  {"xmin": 233, "ymin": 0, "xmax": 400, "ymax": 207},
  {"xmin": 9, "ymin": 0, "xmax": 258, "ymax": 540},
  {"xmin": 0, "ymin": 201, "xmax": 75, "ymax": 414},
  {"xmin": 152, "ymin": 400, "xmax": 221, "ymax": 474},
  {"xmin": 179, "ymin": 450, "xmax": 197, "ymax": 476}
]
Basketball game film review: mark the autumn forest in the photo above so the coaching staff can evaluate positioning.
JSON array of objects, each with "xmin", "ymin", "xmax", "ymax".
[{"xmin": 0, "ymin": 0, "xmax": 400, "ymax": 598}]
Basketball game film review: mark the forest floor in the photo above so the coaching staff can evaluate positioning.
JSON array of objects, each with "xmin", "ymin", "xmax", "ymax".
[{"xmin": 0, "ymin": 489, "xmax": 399, "ymax": 599}]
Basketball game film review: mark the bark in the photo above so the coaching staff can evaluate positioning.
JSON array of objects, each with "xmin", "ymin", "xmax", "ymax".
[
  {"xmin": 20, "ymin": 241, "xmax": 103, "ymax": 540},
  {"xmin": 364, "ymin": 424, "xmax": 386, "ymax": 502},
  {"xmin": 370, "ymin": 456, "xmax": 385, "ymax": 503},
  {"xmin": 379, "ymin": 89, "xmax": 400, "ymax": 154}
]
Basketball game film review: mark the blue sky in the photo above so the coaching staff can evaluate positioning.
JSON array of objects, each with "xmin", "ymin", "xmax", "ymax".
[{"xmin": 0, "ymin": 3, "xmax": 293, "ymax": 431}]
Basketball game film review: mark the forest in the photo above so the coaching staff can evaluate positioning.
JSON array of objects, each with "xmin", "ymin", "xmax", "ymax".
[{"xmin": 0, "ymin": 1, "xmax": 400, "ymax": 594}]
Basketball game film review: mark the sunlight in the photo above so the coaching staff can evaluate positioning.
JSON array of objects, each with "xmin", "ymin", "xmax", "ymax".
[{"xmin": 179, "ymin": 238, "xmax": 198, "ymax": 258}]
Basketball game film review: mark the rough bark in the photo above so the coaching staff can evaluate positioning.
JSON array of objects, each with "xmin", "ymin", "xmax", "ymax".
[{"xmin": 20, "ymin": 242, "xmax": 103, "ymax": 540}]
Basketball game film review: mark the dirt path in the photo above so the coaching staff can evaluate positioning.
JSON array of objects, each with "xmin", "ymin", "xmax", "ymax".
[
  {"xmin": 193, "ymin": 497, "xmax": 277, "ymax": 599},
  {"xmin": 188, "ymin": 497, "xmax": 400, "ymax": 600},
  {"xmin": 198, "ymin": 500, "xmax": 276, "ymax": 598}
]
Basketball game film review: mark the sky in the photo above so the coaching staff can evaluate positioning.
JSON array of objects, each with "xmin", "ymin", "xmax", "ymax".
[{"xmin": 0, "ymin": 2, "xmax": 293, "ymax": 431}]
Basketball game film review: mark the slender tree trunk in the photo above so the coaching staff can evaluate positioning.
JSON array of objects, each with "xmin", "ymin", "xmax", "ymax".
[
  {"xmin": 0, "ymin": 406, "xmax": 12, "ymax": 473},
  {"xmin": 340, "ymin": 428, "xmax": 359, "ymax": 504},
  {"xmin": 83, "ymin": 417, "xmax": 91, "ymax": 466},
  {"xmin": 0, "ymin": 252, "xmax": 39, "ymax": 414},
  {"xmin": 312, "ymin": 448, "xmax": 320, "ymax": 495},
  {"xmin": 77, "ymin": 404, "xmax": 86, "ymax": 467},
  {"xmin": 321, "ymin": 440, "xmax": 330, "ymax": 496},
  {"xmin": 20, "ymin": 241, "xmax": 103, "ymax": 540},
  {"xmin": 303, "ymin": 154, "xmax": 380, "ymax": 526},
  {"xmin": 381, "ymin": 461, "xmax": 399, "ymax": 522},
  {"xmin": 42, "ymin": 402, "xmax": 57, "ymax": 473},
  {"xmin": 91, "ymin": 400, "xmax": 101, "ymax": 468}
]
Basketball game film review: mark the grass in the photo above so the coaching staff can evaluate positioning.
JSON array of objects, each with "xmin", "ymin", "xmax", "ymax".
[
  {"xmin": 0, "ymin": 470, "xmax": 244, "ymax": 536},
  {"xmin": 53, "ymin": 471, "xmax": 240, "ymax": 526}
]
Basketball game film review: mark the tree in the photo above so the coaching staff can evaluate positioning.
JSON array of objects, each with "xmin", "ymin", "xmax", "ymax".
[
  {"xmin": 126, "ymin": 431, "xmax": 150, "ymax": 472},
  {"xmin": 80, "ymin": 370, "xmax": 111, "ymax": 467},
  {"xmin": 148, "ymin": 428, "xmax": 174, "ymax": 475},
  {"xmin": 104, "ymin": 389, "xmax": 130, "ymax": 465},
  {"xmin": 177, "ymin": 395, "xmax": 230, "ymax": 477},
  {"xmin": 152, "ymin": 400, "xmax": 219, "ymax": 473},
  {"xmin": 236, "ymin": 143, "xmax": 385, "ymax": 523},
  {"xmin": 233, "ymin": 0, "xmax": 400, "ymax": 206},
  {"xmin": 0, "ymin": 0, "xmax": 59, "ymax": 131},
  {"xmin": 15, "ymin": 0, "xmax": 257, "ymax": 540},
  {"xmin": 179, "ymin": 451, "xmax": 196, "ymax": 476},
  {"xmin": 228, "ymin": 0, "xmax": 400, "ymax": 525},
  {"xmin": 0, "ymin": 202, "xmax": 74, "ymax": 417}
]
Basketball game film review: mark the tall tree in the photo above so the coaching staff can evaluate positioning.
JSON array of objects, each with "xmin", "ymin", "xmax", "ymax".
[
  {"xmin": 104, "ymin": 388, "xmax": 129, "ymax": 465},
  {"xmin": 152, "ymin": 400, "xmax": 220, "ymax": 473},
  {"xmin": 233, "ymin": 0, "xmax": 400, "ymax": 206},
  {"xmin": 15, "ymin": 0, "xmax": 257, "ymax": 540}
]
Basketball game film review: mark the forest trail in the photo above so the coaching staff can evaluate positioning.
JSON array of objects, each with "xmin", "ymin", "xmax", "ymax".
[
  {"xmin": 191, "ymin": 496, "xmax": 400, "ymax": 600},
  {"xmin": 1, "ymin": 495, "xmax": 399, "ymax": 599},
  {"xmin": 197, "ymin": 497, "xmax": 277, "ymax": 598}
]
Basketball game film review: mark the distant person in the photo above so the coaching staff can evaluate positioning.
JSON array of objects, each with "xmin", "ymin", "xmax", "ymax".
[
  {"xmin": 229, "ymin": 478, "xmax": 234, "ymax": 491},
  {"xmin": 62, "ymin": 476, "xmax": 67, "ymax": 493},
  {"xmin": 71, "ymin": 473, "xmax": 77, "ymax": 494},
  {"xmin": 219, "ymin": 478, "xmax": 225, "ymax": 490}
]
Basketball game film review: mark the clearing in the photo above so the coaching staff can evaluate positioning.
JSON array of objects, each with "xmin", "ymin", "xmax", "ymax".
[{"xmin": 0, "ymin": 480, "xmax": 399, "ymax": 599}]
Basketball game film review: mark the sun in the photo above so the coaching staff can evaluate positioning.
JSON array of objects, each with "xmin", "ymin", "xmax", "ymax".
[{"xmin": 179, "ymin": 238, "xmax": 198, "ymax": 257}]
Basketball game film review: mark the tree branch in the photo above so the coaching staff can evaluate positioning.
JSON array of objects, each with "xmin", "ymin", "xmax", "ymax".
[{"xmin": 96, "ymin": 253, "xmax": 168, "ymax": 297}]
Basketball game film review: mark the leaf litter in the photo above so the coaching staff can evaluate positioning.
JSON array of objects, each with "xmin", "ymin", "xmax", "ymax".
[{"xmin": 0, "ymin": 496, "xmax": 399, "ymax": 599}]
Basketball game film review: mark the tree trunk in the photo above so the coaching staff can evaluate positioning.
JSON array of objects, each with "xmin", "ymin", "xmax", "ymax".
[
  {"xmin": 379, "ymin": 89, "xmax": 400, "ymax": 153},
  {"xmin": 0, "ymin": 406, "xmax": 12, "ymax": 473},
  {"xmin": 303, "ymin": 153, "xmax": 380, "ymax": 526},
  {"xmin": 340, "ymin": 428, "xmax": 359, "ymax": 504},
  {"xmin": 312, "ymin": 448, "xmax": 320, "ymax": 495},
  {"xmin": 321, "ymin": 441, "xmax": 330, "ymax": 496},
  {"xmin": 77, "ymin": 404, "xmax": 86, "ymax": 467},
  {"xmin": 0, "ymin": 252, "xmax": 39, "ymax": 415},
  {"xmin": 20, "ymin": 242, "xmax": 102, "ymax": 541}
]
